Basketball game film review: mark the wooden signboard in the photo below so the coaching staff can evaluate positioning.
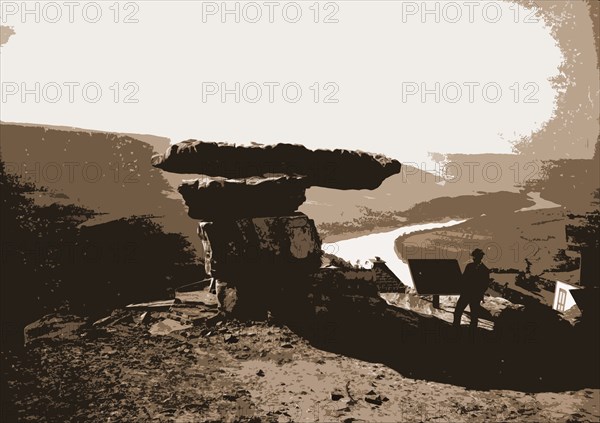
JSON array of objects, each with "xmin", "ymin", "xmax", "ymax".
[{"xmin": 408, "ymin": 259, "xmax": 462, "ymax": 295}]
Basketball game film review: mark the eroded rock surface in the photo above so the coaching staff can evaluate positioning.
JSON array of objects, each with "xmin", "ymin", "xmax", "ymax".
[
  {"xmin": 152, "ymin": 140, "xmax": 401, "ymax": 190},
  {"xmin": 198, "ymin": 214, "xmax": 322, "ymax": 317},
  {"xmin": 178, "ymin": 175, "xmax": 307, "ymax": 220},
  {"xmin": 24, "ymin": 314, "xmax": 87, "ymax": 345},
  {"xmin": 198, "ymin": 213, "xmax": 322, "ymax": 279},
  {"xmin": 152, "ymin": 140, "xmax": 402, "ymax": 317}
]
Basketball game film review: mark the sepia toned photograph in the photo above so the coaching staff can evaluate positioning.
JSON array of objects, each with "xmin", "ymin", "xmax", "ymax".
[{"xmin": 1, "ymin": 1, "xmax": 599, "ymax": 421}]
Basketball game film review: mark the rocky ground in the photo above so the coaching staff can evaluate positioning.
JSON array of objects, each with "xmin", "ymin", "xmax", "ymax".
[{"xmin": 3, "ymin": 290, "xmax": 599, "ymax": 423}]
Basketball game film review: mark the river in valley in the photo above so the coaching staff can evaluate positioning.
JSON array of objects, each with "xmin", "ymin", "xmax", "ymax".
[{"xmin": 322, "ymin": 219, "xmax": 467, "ymax": 288}]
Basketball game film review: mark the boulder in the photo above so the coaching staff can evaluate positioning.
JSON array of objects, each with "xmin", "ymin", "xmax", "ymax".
[
  {"xmin": 215, "ymin": 279, "xmax": 239, "ymax": 315},
  {"xmin": 487, "ymin": 297, "xmax": 573, "ymax": 342},
  {"xmin": 214, "ymin": 278, "xmax": 273, "ymax": 319},
  {"xmin": 148, "ymin": 318, "xmax": 192, "ymax": 336},
  {"xmin": 198, "ymin": 213, "xmax": 322, "ymax": 279},
  {"xmin": 178, "ymin": 174, "xmax": 307, "ymax": 220},
  {"xmin": 481, "ymin": 296, "xmax": 525, "ymax": 320},
  {"xmin": 152, "ymin": 140, "xmax": 401, "ymax": 190},
  {"xmin": 275, "ymin": 267, "xmax": 436, "ymax": 350},
  {"xmin": 291, "ymin": 267, "xmax": 412, "ymax": 324},
  {"xmin": 309, "ymin": 267, "xmax": 380, "ymax": 297},
  {"xmin": 198, "ymin": 214, "xmax": 322, "ymax": 319},
  {"xmin": 24, "ymin": 314, "xmax": 87, "ymax": 345}
]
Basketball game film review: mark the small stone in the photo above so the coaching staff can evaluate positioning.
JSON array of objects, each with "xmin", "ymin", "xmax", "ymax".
[
  {"xmin": 331, "ymin": 391, "xmax": 344, "ymax": 401},
  {"xmin": 256, "ymin": 370, "xmax": 265, "ymax": 377},
  {"xmin": 224, "ymin": 334, "xmax": 238, "ymax": 343},
  {"xmin": 148, "ymin": 318, "xmax": 192, "ymax": 336},
  {"xmin": 281, "ymin": 343, "xmax": 293, "ymax": 349},
  {"xmin": 365, "ymin": 395, "xmax": 383, "ymax": 406}
]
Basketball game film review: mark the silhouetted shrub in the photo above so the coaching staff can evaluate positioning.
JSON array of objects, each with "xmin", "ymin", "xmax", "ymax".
[{"xmin": 1, "ymin": 162, "xmax": 204, "ymax": 347}]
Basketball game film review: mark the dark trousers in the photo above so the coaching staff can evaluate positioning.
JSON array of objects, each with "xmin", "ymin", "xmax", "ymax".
[{"xmin": 453, "ymin": 295, "xmax": 482, "ymax": 328}]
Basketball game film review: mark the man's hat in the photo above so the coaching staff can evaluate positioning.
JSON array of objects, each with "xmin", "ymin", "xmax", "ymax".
[{"xmin": 471, "ymin": 248, "xmax": 485, "ymax": 257}]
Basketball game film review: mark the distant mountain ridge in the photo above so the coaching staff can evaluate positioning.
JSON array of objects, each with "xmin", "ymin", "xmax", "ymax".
[{"xmin": 0, "ymin": 122, "xmax": 203, "ymax": 256}]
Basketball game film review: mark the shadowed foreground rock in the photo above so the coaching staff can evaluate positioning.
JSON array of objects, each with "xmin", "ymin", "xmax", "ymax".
[
  {"xmin": 152, "ymin": 140, "xmax": 401, "ymax": 190},
  {"xmin": 198, "ymin": 213, "xmax": 322, "ymax": 276},
  {"xmin": 198, "ymin": 214, "xmax": 322, "ymax": 317},
  {"xmin": 24, "ymin": 314, "xmax": 87, "ymax": 345}
]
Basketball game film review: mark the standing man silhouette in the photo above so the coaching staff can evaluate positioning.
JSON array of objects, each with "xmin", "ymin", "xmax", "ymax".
[{"xmin": 453, "ymin": 248, "xmax": 490, "ymax": 329}]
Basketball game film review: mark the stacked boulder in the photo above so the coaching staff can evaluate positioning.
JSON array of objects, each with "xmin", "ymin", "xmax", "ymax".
[{"xmin": 152, "ymin": 140, "xmax": 401, "ymax": 319}]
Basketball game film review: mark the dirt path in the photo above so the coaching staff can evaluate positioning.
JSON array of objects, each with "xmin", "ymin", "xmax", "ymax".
[{"xmin": 4, "ymin": 304, "xmax": 598, "ymax": 423}]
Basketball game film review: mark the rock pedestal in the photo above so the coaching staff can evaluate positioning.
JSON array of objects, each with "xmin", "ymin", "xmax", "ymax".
[
  {"xmin": 198, "ymin": 214, "xmax": 322, "ymax": 277},
  {"xmin": 152, "ymin": 140, "xmax": 402, "ymax": 318},
  {"xmin": 200, "ymin": 214, "xmax": 322, "ymax": 317},
  {"xmin": 179, "ymin": 175, "xmax": 308, "ymax": 220}
]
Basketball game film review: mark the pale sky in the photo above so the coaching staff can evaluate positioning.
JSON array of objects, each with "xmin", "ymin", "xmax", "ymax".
[{"xmin": 1, "ymin": 1, "xmax": 565, "ymax": 166}]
